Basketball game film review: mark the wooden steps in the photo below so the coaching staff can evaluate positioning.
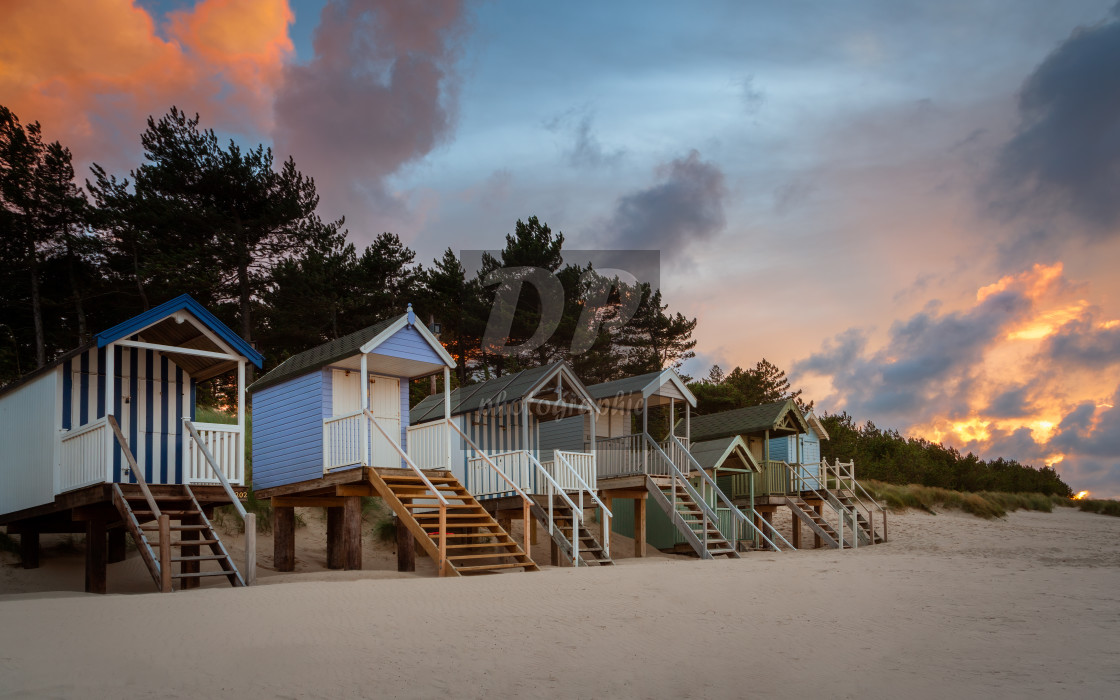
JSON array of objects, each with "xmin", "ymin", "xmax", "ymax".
[
  {"xmin": 835, "ymin": 495, "xmax": 885, "ymax": 544},
  {"xmin": 528, "ymin": 495, "xmax": 614, "ymax": 566},
  {"xmin": 646, "ymin": 476, "xmax": 739, "ymax": 559},
  {"xmin": 112, "ymin": 483, "xmax": 244, "ymax": 592},
  {"xmin": 368, "ymin": 470, "xmax": 539, "ymax": 576},
  {"xmin": 785, "ymin": 496, "xmax": 844, "ymax": 549}
]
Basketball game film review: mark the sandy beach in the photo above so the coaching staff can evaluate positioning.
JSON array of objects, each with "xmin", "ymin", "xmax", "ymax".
[{"xmin": 2, "ymin": 507, "xmax": 1118, "ymax": 699}]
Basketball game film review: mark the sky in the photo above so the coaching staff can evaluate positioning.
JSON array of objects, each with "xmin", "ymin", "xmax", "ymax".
[{"xmin": 4, "ymin": 0, "xmax": 1120, "ymax": 496}]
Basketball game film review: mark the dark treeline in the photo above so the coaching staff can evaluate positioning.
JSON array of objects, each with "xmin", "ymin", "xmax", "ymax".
[
  {"xmin": 0, "ymin": 104, "xmax": 1073, "ymax": 496},
  {"xmin": 0, "ymin": 105, "xmax": 697, "ymax": 398}
]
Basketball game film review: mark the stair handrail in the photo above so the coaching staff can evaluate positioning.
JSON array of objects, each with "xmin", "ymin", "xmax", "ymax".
[
  {"xmin": 554, "ymin": 451, "xmax": 612, "ymax": 559},
  {"xmin": 444, "ymin": 418, "xmax": 537, "ymax": 562},
  {"xmin": 184, "ymin": 418, "xmax": 256, "ymax": 584},
  {"xmin": 823, "ymin": 458, "xmax": 887, "ymax": 543},
  {"xmin": 107, "ymin": 415, "xmax": 172, "ymax": 591},
  {"xmin": 668, "ymin": 434, "xmax": 791, "ymax": 552},
  {"xmin": 367, "ymin": 411, "xmax": 450, "ymax": 573},
  {"xmin": 645, "ymin": 434, "xmax": 719, "ymax": 522},
  {"xmin": 787, "ymin": 460, "xmax": 859, "ymax": 548}
]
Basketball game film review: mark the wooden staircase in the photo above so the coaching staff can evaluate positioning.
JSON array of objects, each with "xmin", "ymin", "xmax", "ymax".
[
  {"xmin": 646, "ymin": 476, "xmax": 739, "ymax": 559},
  {"xmin": 369, "ymin": 468, "xmax": 539, "ymax": 576},
  {"xmin": 529, "ymin": 494, "xmax": 614, "ymax": 566},
  {"xmin": 785, "ymin": 496, "xmax": 845, "ymax": 549},
  {"xmin": 835, "ymin": 494, "xmax": 885, "ymax": 544},
  {"xmin": 111, "ymin": 483, "xmax": 244, "ymax": 591}
]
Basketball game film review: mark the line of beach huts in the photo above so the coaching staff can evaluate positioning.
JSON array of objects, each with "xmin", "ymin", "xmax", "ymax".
[{"xmin": 0, "ymin": 296, "xmax": 886, "ymax": 593}]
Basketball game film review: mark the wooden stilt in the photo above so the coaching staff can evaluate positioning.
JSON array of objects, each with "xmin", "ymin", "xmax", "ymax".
[
  {"xmin": 550, "ymin": 538, "xmax": 562, "ymax": 567},
  {"xmin": 158, "ymin": 515, "xmax": 172, "ymax": 593},
  {"xmin": 326, "ymin": 506, "xmax": 344, "ymax": 570},
  {"xmin": 634, "ymin": 497, "xmax": 647, "ymax": 558},
  {"xmin": 180, "ymin": 525, "xmax": 200, "ymax": 589},
  {"xmin": 274, "ymin": 505, "xmax": 295, "ymax": 572},
  {"xmin": 790, "ymin": 510, "xmax": 802, "ymax": 549},
  {"xmin": 813, "ymin": 504, "xmax": 823, "ymax": 549},
  {"xmin": 343, "ymin": 496, "xmax": 362, "ymax": 570},
  {"xmin": 107, "ymin": 528, "xmax": 126, "ymax": 564},
  {"xmin": 85, "ymin": 519, "xmax": 107, "ymax": 594},
  {"xmin": 529, "ymin": 516, "xmax": 538, "ymax": 546},
  {"xmin": 19, "ymin": 531, "xmax": 39, "ymax": 569},
  {"xmin": 395, "ymin": 497, "xmax": 415, "ymax": 572}
]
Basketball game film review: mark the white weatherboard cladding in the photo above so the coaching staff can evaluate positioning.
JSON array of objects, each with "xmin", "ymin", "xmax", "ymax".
[{"xmin": 0, "ymin": 370, "xmax": 59, "ymax": 515}]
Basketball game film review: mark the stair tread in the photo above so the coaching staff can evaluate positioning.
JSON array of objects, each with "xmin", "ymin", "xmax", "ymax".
[
  {"xmin": 171, "ymin": 555, "xmax": 227, "ymax": 562},
  {"xmin": 454, "ymin": 562, "xmax": 532, "ymax": 572},
  {"xmin": 173, "ymin": 570, "xmax": 236, "ymax": 578},
  {"xmin": 139, "ymin": 524, "xmax": 209, "ymax": 531}
]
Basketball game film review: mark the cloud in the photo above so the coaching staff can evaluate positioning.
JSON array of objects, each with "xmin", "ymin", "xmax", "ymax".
[
  {"xmin": 543, "ymin": 108, "xmax": 624, "ymax": 168},
  {"xmin": 0, "ymin": 0, "xmax": 292, "ymax": 170},
  {"xmin": 1043, "ymin": 318, "xmax": 1120, "ymax": 370},
  {"xmin": 603, "ymin": 150, "xmax": 727, "ymax": 255},
  {"xmin": 989, "ymin": 6, "xmax": 1120, "ymax": 235},
  {"xmin": 272, "ymin": 0, "xmax": 466, "ymax": 236}
]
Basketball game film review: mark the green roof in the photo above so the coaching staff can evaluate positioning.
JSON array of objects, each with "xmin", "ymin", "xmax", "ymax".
[
  {"xmin": 585, "ymin": 371, "xmax": 662, "ymax": 400},
  {"xmin": 411, "ymin": 362, "xmax": 564, "ymax": 424},
  {"xmin": 247, "ymin": 316, "xmax": 399, "ymax": 394},
  {"xmin": 686, "ymin": 399, "xmax": 808, "ymax": 441},
  {"xmin": 689, "ymin": 436, "xmax": 759, "ymax": 473}
]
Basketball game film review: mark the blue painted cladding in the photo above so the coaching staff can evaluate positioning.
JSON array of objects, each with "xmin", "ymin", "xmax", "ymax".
[
  {"xmin": 768, "ymin": 436, "xmax": 791, "ymax": 462},
  {"xmin": 62, "ymin": 346, "xmax": 189, "ymax": 484},
  {"xmin": 372, "ymin": 326, "xmax": 443, "ymax": 365},
  {"xmin": 252, "ymin": 371, "xmax": 326, "ymax": 490}
]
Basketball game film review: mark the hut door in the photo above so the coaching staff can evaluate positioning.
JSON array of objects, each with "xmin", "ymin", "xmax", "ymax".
[
  {"xmin": 367, "ymin": 375, "xmax": 401, "ymax": 466},
  {"xmin": 331, "ymin": 370, "xmax": 362, "ymax": 416}
]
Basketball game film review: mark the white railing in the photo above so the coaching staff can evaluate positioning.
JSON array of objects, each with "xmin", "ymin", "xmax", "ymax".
[
  {"xmin": 186, "ymin": 423, "xmax": 244, "ymax": 485},
  {"xmin": 823, "ymin": 458, "xmax": 887, "ymax": 544},
  {"xmin": 594, "ymin": 434, "xmax": 649, "ymax": 477},
  {"xmin": 549, "ymin": 451, "xmax": 597, "ymax": 491},
  {"xmin": 406, "ymin": 421, "xmax": 449, "ymax": 469},
  {"xmin": 58, "ymin": 416, "xmax": 110, "ymax": 493},
  {"xmin": 323, "ymin": 412, "xmax": 363, "ymax": 471},
  {"xmin": 663, "ymin": 438, "xmax": 692, "ymax": 476},
  {"xmin": 467, "ymin": 450, "xmax": 534, "ymax": 497}
]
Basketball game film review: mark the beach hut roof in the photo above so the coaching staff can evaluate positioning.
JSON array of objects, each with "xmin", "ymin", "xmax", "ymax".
[
  {"xmin": 689, "ymin": 435, "xmax": 760, "ymax": 473},
  {"xmin": 686, "ymin": 399, "xmax": 809, "ymax": 441},
  {"xmin": 248, "ymin": 306, "xmax": 454, "ymax": 394},
  {"xmin": 0, "ymin": 294, "xmax": 262, "ymax": 398},
  {"xmin": 411, "ymin": 361, "xmax": 597, "ymax": 424},
  {"xmin": 585, "ymin": 368, "xmax": 696, "ymax": 407}
]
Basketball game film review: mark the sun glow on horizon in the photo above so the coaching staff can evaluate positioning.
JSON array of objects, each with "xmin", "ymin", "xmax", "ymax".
[{"xmin": 1073, "ymin": 490, "xmax": 1090, "ymax": 500}]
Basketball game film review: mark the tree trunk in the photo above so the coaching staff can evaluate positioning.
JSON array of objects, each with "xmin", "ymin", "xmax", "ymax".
[
  {"xmin": 67, "ymin": 246, "xmax": 87, "ymax": 343},
  {"xmin": 132, "ymin": 243, "xmax": 149, "ymax": 310},
  {"xmin": 28, "ymin": 241, "xmax": 44, "ymax": 368}
]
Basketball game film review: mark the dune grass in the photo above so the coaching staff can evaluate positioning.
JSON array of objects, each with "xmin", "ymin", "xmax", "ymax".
[
  {"xmin": 863, "ymin": 480, "xmax": 1066, "ymax": 519},
  {"xmin": 1076, "ymin": 499, "xmax": 1120, "ymax": 517}
]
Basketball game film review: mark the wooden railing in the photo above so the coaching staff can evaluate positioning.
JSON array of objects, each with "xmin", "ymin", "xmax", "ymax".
[
  {"xmin": 468, "ymin": 450, "xmax": 533, "ymax": 497},
  {"xmin": 184, "ymin": 419, "xmax": 256, "ymax": 585},
  {"xmin": 108, "ymin": 415, "xmax": 171, "ymax": 592},
  {"xmin": 823, "ymin": 458, "xmax": 887, "ymax": 544},
  {"xmin": 760, "ymin": 460, "xmax": 793, "ymax": 495},
  {"xmin": 323, "ymin": 412, "xmax": 364, "ymax": 471},
  {"xmin": 185, "ymin": 423, "xmax": 244, "ymax": 485},
  {"xmin": 58, "ymin": 416, "xmax": 110, "ymax": 493},
  {"xmin": 405, "ymin": 421, "xmax": 449, "ymax": 469},
  {"xmin": 549, "ymin": 451, "xmax": 596, "ymax": 491}
]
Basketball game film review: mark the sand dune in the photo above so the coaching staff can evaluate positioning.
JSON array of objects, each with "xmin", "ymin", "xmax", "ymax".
[{"xmin": 2, "ymin": 507, "xmax": 1118, "ymax": 698}]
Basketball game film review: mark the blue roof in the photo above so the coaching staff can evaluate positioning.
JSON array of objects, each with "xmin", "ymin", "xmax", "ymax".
[{"xmin": 95, "ymin": 294, "xmax": 264, "ymax": 368}]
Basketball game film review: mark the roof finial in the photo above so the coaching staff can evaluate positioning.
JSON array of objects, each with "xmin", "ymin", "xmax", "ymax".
[{"xmin": 407, "ymin": 302, "xmax": 415, "ymax": 326}]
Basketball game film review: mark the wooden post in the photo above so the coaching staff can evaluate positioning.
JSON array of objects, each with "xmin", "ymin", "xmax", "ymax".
[
  {"xmin": 326, "ymin": 506, "xmax": 344, "ymax": 569},
  {"xmin": 601, "ymin": 496, "xmax": 612, "ymax": 551},
  {"xmin": 529, "ymin": 516, "xmax": 538, "ymax": 545},
  {"xmin": 550, "ymin": 538, "xmax": 562, "ymax": 567},
  {"xmin": 634, "ymin": 496, "xmax": 646, "ymax": 558},
  {"xmin": 343, "ymin": 496, "xmax": 362, "ymax": 570},
  {"xmin": 444, "ymin": 367, "xmax": 452, "ymax": 471},
  {"xmin": 396, "ymin": 515, "xmax": 416, "ymax": 572},
  {"xmin": 180, "ymin": 525, "xmax": 200, "ymax": 590},
  {"xmin": 813, "ymin": 504, "xmax": 823, "ymax": 549},
  {"xmin": 244, "ymin": 513, "xmax": 256, "ymax": 585},
  {"xmin": 360, "ymin": 354, "xmax": 369, "ymax": 466},
  {"xmin": 85, "ymin": 520, "xmax": 107, "ymax": 594},
  {"xmin": 274, "ymin": 505, "xmax": 295, "ymax": 572},
  {"xmin": 790, "ymin": 510, "xmax": 802, "ymax": 549},
  {"xmin": 107, "ymin": 528, "xmax": 126, "ymax": 564},
  {"xmin": 20, "ymin": 531, "xmax": 39, "ymax": 569},
  {"xmin": 761, "ymin": 509, "xmax": 775, "ymax": 551},
  {"xmin": 158, "ymin": 514, "xmax": 172, "ymax": 593}
]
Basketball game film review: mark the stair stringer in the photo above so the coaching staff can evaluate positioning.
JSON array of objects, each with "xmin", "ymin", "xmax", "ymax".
[{"xmin": 784, "ymin": 497, "xmax": 842, "ymax": 549}]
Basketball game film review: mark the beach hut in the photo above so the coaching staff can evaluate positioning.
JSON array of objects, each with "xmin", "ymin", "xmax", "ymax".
[
  {"xmin": 688, "ymin": 400, "xmax": 886, "ymax": 548},
  {"xmin": 0, "ymin": 294, "xmax": 263, "ymax": 593},
  {"xmin": 247, "ymin": 305, "xmax": 538, "ymax": 577},
  {"xmin": 538, "ymin": 369, "xmax": 780, "ymax": 558},
  {"xmin": 408, "ymin": 361, "xmax": 613, "ymax": 567}
]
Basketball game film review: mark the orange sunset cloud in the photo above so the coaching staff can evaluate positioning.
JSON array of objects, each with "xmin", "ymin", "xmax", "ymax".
[{"xmin": 0, "ymin": 0, "xmax": 292, "ymax": 162}]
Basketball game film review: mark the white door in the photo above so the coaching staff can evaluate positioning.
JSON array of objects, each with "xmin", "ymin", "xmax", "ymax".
[{"xmin": 368, "ymin": 375, "xmax": 401, "ymax": 467}]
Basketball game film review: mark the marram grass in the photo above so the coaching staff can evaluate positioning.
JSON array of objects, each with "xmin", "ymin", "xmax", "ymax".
[{"xmin": 862, "ymin": 481, "xmax": 1067, "ymax": 519}]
